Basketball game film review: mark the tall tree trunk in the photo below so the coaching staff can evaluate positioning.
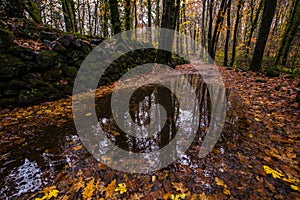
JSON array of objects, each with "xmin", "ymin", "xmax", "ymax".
[
  {"xmin": 200, "ymin": 0, "xmax": 206, "ymax": 58},
  {"xmin": 61, "ymin": 0, "xmax": 77, "ymax": 32},
  {"xmin": 230, "ymin": 0, "xmax": 242, "ymax": 67},
  {"xmin": 125, "ymin": 0, "xmax": 131, "ymax": 30},
  {"xmin": 108, "ymin": 0, "xmax": 121, "ymax": 35},
  {"xmin": 147, "ymin": 0, "xmax": 152, "ymax": 41},
  {"xmin": 209, "ymin": 0, "xmax": 228, "ymax": 60},
  {"xmin": 207, "ymin": 0, "xmax": 213, "ymax": 53},
  {"xmin": 223, "ymin": 0, "xmax": 232, "ymax": 66},
  {"xmin": 156, "ymin": 0, "xmax": 178, "ymax": 66},
  {"xmin": 275, "ymin": 0, "xmax": 299, "ymax": 67},
  {"xmin": 250, "ymin": 0, "xmax": 277, "ymax": 71},
  {"xmin": 246, "ymin": 0, "xmax": 264, "ymax": 54},
  {"xmin": 102, "ymin": 0, "xmax": 109, "ymax": 37},
  {"xmin": 155, "ymin": 0, "xmax": 160, "ymax": 27}
]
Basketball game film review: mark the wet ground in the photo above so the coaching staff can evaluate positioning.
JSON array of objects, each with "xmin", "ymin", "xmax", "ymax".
[{"xmin": 0, "ymin": 69, "xmax": 299, "ymax": 199}]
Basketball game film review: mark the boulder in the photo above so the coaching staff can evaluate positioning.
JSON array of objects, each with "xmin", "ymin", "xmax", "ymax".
[
  {"xmin": 36, "ymin": 50, "xmax": 59, "ymax": 68},
  {"xmin": 0, "ymin": 29, "xmax": 15, "ymax": 52},
  {"xmin": 62, "ymin": 66, "xmax": 78, "ymax": 77},
  {"xmin": 8, "ymin": 46, "xmax": 36, "ymax": 61},
  {"xmin": 0, "ymin": 54, "xmax": 26, "ymax": 79},
  {"xmin": 57, "ymin": 35, "xmax": 74, "ymax": 48},
  {"xmin": 40, "ymin": 31, "xmax": 57, "ymax": 41}
]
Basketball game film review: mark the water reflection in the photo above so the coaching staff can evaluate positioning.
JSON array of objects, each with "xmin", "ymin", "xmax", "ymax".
[{"xmin": 91, "ymin": 74, "xmax": 213, "ymax": 171}]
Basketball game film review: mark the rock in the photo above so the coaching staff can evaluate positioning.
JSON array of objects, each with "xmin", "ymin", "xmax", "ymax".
[
  {"xmin": 40, "ymin": 31, "xmax": 56, "ymax": 41},
  {"xmin": 63, "ymin": 85, "xmax": 73, "ymax": 95},
  {"xmin": 62, "ymin": 66, "xmax": 78, "ymax": 77},
  {"xmin": 90, "ymin": 38, "xmax": 103, "ymax": 45},
  {"xmin": 0, "ymin": 98, "xmax": 17, "ymax": 108},
  {"xmin": 0, "ymin": 29, "xmax": 15, "ymax": 52},
  {"xmin": 42, "ymin": 69, "xmax": 62, "ymax": 81},
  {"xmin": 36, "ymin": 50, "xmax": 59, "ymax": 68},
  {"xmin": 22, "ymin": 73, "xmax": 41, "ymax": 83},
  {"xmin": 8, "ymin": 46, "xmax": 36, "ymax": 61},
  {"xmin": 52, "ymin": 42, "xmax": 67, "ymax": 53},
  {"xmin": 43, "ymin": 40, "xmax": 55, "ymax": 49},
  {"xmin": 0, "ymin": 82, "xmax": 7, "ymax": 92},
  {"xmin": 8, "ymin": 79, "xmax": 27, "ymax": 90},
  {"xmin": 0, "ymin": 54, "xmax": 26, "ymax": 79},
  {"xmin": 57, "ymin": 35, "xmax": 74, "ymax": 48}
]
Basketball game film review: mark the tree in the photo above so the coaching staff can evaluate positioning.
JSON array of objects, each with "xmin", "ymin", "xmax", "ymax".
[
  {"xmin": 156, "ymin": 0, "xmax": 178, "ymax": 66},
  {"xmin": 230, "ymin": 0, "xmax": 243, "ymax": 67},
  {"xmin": 250, "ymin": 0, "xmax": 277, "ymax": 71},
  {"xmin": 61, "ymin": 0, "xmax": 77, "ymax": 32},
  {"xmin": 108, "ymin": 0, "xmax": 121, "ymax": 35},
  {"xmin": 209, "ymin": 0, "xmax": 228, "ymax": 60},
  {"xmin": 125, "ymin": 0, "xmax": 131, "ymax": 31},
  {"xmin": 245, "ymin": 0, "xmax": 264, "ymax": 55},
  {"xmin": 275, "ymin": 0, "xmax": 299, "ymax": 67},
  {"xmin": 223, "ymin": 0, "xmax": 232, "ymax": 66}
]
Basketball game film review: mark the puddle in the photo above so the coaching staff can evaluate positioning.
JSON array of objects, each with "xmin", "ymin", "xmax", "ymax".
[{"xmin": 0, "ymin": 73, "xmax": 237, "ymax": 198}]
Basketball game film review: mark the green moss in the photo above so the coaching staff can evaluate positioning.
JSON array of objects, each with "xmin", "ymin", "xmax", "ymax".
[
  {"xmin": 0, "ymin": 29, "xmax": 15, "ymax": 52},
  {"xmin": 37, "ymin": 50, "xmax": 59, "ymax": 68},
  {"xmin": 62, "ymin": 66, "xmax": 78, "ymax": 77}
]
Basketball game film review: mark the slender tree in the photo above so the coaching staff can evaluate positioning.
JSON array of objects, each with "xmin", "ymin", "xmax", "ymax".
[
  {"xmin": 275, "ymin": 0, "xmax": 299, "ymax": 67},
  {"xmin": 156, "ymin": 0, "xmax": 178, "ymax": 66},
  {"xmin": 223, "ymin": 0, "xmax": 232, "ymax": 66},
  {"xmin": 108, "ymin": 0, "xmax": 121, "ymax": 35},
  {"xmin": 250, "ymin": 0, "xmax": 277, "ymax": 71},
  {"xmin": 230, "ymin": 0, "xmax": 242, "ymax": 67},
  {"xmin": 61, "ymin": 0, "xmax": 77, "ymax": 32}
]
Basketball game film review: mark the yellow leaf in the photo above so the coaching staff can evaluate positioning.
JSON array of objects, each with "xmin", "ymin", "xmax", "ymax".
[
  {"xmin": 254, "ymin": 118, "xmax": 260, "ymax": 122},
  {"xmin": 175, "ymin": 193, "xmax": 186, "ymax": 200},
  {"xmin": 35, "ymin": 187, "xmax": 59, "ymax": 200},
  {"xmin": 263, "ymin": 165, "xmax": 284, "ymax": 179},
  {"xmin": 105, "ymin": 179, "xmax": 116, "ymax": 198},
  {"xmin": 215, "ymin": 177, "xmax": 231, "ymax": 195},
  {"xmin": 115, "ymin": 183, "xmax": 127, "ymax": 194},
  {"xmin": 82, "ymin": 178, "xmax": 95, "ymax": 200},
  {"xmin": 290, "ymin": 185, "xmax": 300, "ymax": 192}
]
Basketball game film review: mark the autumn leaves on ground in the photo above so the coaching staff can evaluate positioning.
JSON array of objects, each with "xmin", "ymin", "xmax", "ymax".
[{"xmin": 0, "ymin": 65, "xmax": 299, "ymax": 199}]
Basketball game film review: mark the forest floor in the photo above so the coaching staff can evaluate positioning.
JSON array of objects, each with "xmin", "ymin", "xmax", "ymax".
[{"xmin": 0, "ymin": 64, "xmax": 299, "ymax": 199}]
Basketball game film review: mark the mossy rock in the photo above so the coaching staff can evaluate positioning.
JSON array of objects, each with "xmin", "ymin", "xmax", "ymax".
[
  {"xmin": 8, "ymin": 79, "xmax": 27, "ymax": 90},
  {"xmin": 62, "ymin": 66, "xmax": 78, "ymax": 77},
  {"xmin": 18, "ymin": 85, "xmax": 63, "ymax": 105},
  {"xmin": 0, "ymin": 54, "xmax": 26, "ymax": 79},
  {"xmin": 0, "ymin": 98, "xmax": 17, "ymax": 108},
  {"xmin": 42, "ymin": 69, "xmax": 62, "ymax": 81},
  {"xmin": 8, "ymin": 46, "xmax": 35, "ymax": 61},
  {"xmin": 0, "ymin": 29, "xmax": 15, "ymax": 52},
  {"xmin": 36, "ymin": 50, "xmax": 59, "ymax": 68}
]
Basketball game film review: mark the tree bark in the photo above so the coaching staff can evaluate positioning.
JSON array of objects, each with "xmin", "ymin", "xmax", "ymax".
[
  {"xmin": 223, "ymin": 0, "xmax": 232, "ymax": 66},
  {"xmin": 61, "ymin": 0, "xmax": 77, "ymax": 32},
  {"xmin": 230, "ymin": 0, "xmax": 242, "ymax": 67},
  {"xmin": 156, "ymin": 0, "xmax": 177, "ymax": 66},
  {"xmin": 275, "ymin": 0, "xmax": 299, "ymax": 67},
  {"xmin": 108, "ymin": 0, "xmax": 121, "ymax": 35},
  {"xmin": 250, "ymin": 0, "xmax": 277, "ymax": 71}
]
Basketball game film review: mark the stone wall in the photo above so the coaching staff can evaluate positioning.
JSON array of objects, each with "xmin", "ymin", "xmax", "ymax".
[{"xmin": 0, "ymin": 25, "xmax": 187, "ymax": 108}]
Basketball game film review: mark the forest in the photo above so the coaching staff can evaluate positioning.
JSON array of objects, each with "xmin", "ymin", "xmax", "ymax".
[{"xmin": 0, "ymin": 0, "xmax": 299, "ymax": 199}]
